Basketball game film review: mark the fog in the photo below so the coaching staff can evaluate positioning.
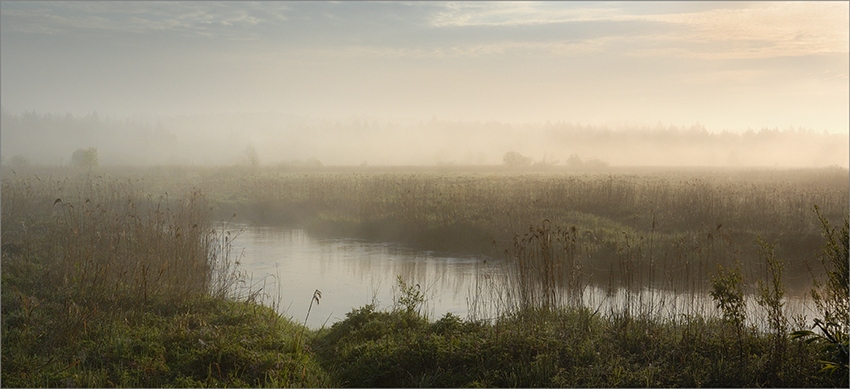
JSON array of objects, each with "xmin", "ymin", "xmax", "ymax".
[
  {"xmin": 1, "ymin": 109, "xmax": 846, "ymax": 168},
  {"xmin": 1, "ymin": 2, "xmax": 848, "ymax": 168}
]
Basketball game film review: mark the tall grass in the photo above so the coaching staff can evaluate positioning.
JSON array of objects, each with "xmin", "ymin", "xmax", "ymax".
[
  {"xmin": 1, "ymin": 170, "xmax": 332, "ymax": 387},
  {"xmin": 2, "ymin": 173, "xmax": 222, "ymax": 308},
  {"xmin": 496, "ymin": 221, "xmax": 588, "ymax": 315},
  {"xmin": 190, "ymin": 166, "xmax": 847, "ymax": 294},
  {"xmin": 1, "ymin": 172, "xmax": 230, "ymax": 369}
]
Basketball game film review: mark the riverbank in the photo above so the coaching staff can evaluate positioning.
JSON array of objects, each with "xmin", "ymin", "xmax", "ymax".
[
  {"xmin": 2, "ymin": 167, "xmax": 847, "ymax": 387},
  {"xmin": 0, "ymin": 171, "xmax": 330, "ymax": 387}
]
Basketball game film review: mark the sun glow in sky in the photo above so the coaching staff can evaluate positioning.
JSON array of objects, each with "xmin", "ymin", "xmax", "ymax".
[{"xmin": 1, "ymin": 1, "xmax": 848, "ymax": 133}]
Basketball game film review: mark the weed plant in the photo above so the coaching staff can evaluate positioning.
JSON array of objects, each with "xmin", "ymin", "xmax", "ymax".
[{"xmin": 792, "ymin": 207, "xmax": 849, "ymax": 379}]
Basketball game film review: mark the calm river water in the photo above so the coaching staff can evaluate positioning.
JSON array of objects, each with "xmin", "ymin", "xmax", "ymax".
[
  {"xmin": 227, "ymin": 225, "xmax": 816, "ymax": 330},
  {"xmin": 228, "ymin": 225, "xmax": 501, "ymax": 328}
]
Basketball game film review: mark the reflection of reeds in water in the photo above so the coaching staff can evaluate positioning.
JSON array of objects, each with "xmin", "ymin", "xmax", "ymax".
[
  {"xmin": 468, "ymin": 221, "xmax": 590, "ymax": 322},
  {"xmin": 471, "ymin": 217, "xmax": 822, "ymax": 332},
  {"xmin": 502, "ymin": 221, "xmax": 586, "ymax": 313}
]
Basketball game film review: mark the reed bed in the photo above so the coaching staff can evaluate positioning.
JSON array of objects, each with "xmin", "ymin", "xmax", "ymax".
[
  {"xmin": 1, "ymin": 172, "xmax": 221, "ymax": 307},
  {"xmin": 191, "ymin": 166, "xmax": 847, "ymax": 294},
  {"xmin": 0, "ymin": 170, "xmax": 330, "ymax": 387}
]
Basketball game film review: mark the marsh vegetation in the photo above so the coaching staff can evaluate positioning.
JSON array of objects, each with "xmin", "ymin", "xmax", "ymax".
[{"xmin": 1, "ymin": 164, "xmax": 847, "ymax": 387}]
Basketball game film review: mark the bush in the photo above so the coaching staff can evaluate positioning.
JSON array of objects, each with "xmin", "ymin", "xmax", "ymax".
[
  {"xmin": 503, "ymin": 151, "xmax": 532, "ymax": 167},
  {"xmin": 792, "ymin": 207, "xmax": 849, "ymax": 378},
  {"xmin": 71, "ymin": 147, "xmax": 98, "ymax": 169}
]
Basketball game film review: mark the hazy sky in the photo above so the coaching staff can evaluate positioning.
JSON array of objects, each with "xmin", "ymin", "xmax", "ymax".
[{"xmin": 2, "ymin": 1, "xmax": 848, "ymax": 133}]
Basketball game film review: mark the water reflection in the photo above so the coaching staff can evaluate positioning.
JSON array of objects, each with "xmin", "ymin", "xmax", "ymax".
[
  {"xmin": 228, "ymin": 225, "xmax": 817, "ymax": 330},
  {"xmin": 229, "ymin": 226, "xmax": 499, "ymax": 328}
]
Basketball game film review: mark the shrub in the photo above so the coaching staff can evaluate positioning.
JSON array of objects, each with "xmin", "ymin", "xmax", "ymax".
[
  {"xmin": 71, "ymin": 147, "xmax": 99, "ymax": 169},
  {"xmin": 503, "ymin": 151, "xmax": 532, "ymax": 167},
  {"xmin": 710, "ymin": 263, "xmax": 746, "ymax": 329},
  {"xmin": 792, "ymin": 207, "xmax": 849, "ymax": 378}
]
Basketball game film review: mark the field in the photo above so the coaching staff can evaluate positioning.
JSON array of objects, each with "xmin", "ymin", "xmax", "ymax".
[{"xmin": 1, "ymin": 164, "xmax": 848, "ymax": 387}]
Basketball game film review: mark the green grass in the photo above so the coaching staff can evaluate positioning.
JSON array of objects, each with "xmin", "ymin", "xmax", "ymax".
[
  {"xmin": 1, "ymin": 292, "xmax": 331, "ymax": 387},
  {"xmin": 313, "ymin": 303, "xmax": 843, "ymax": 387}
]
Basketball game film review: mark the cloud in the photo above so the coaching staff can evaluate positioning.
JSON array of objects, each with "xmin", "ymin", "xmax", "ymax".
[
  {"xmin": 631, "ymin": 2, "xmax": 849, "ymax": 59},
  {"xmin": 0, "ymin": 2, "xmax": 289, "ymax": 39},
  {"xmin": 429, "ymin": 2, "xmax": 621, "ymax": 27},
  {"xmin": 425, "ymin": 2, "xmax": 849, "ymax": 60}
]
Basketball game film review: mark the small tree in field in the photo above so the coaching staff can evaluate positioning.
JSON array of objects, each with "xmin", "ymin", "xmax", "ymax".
[
  {"xmin": 71, "ymin": 147, "xmax": 98, "ymax": 169},
  {"xmin": 243, "ymin": 145, "xmax": 260, "ymax": 167},
  {"xmin": 566, "ymin": 154, "xmax": 583, "ymax": 168},
  {"xmin": 503, "ymin": 151, "xmax": 532, "ymax": 167}
]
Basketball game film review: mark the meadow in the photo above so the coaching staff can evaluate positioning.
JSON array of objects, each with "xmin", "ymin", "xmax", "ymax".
[{"xmin": 1, "ymin": 164, "xmax": 847, "ymax": 387}]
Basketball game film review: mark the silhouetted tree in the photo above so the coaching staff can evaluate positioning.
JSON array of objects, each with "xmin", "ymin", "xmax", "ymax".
[
  {"xmin": 71, "ymin": 147, "xmax": 98, "ymax": 169},
  {"xmin": 533, "ymin": 154, "xmax": 558, "ymax": 167},
  {"xmin": 243, "ymin": 145, "xmax": 260, "ymax": 167},
  {"xmin": 584, "ymin": 158, "xmax": 609, "ymax": 169},
  {"xmin": 503, "ymin": 151, "xmax": 532, "ymax": 167},
  {"xmin": 6, "ymin": 154, "xmax": 30, "ymax": 168}
]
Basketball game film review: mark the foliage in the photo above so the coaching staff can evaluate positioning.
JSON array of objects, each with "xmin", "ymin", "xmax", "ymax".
[
  {"xmin": 313, "ymin": 303, "xmax": 838, "ymax": 387},
  {"xmin": 243, "ymin": 145, "xmax": 260, "ymax": 167},
  {"xmin": 6, "ymin": 154, "xmax": 31, "ymax": 168},
  {"xmin": 811, "ymin": 207, "xmax": 849, "ymax": 337},
  {"xmin": 566, "ymin": 153, "xmax": 583, "ymax": 168},
  {"xmin": 791, "ymin": 208, "xmax": 849, "ymax": 379},
  {"xmin": 71, "ymin": 147, "xmax": 99, "ymax": 169},
  {"xmin": 393, "ymin": 276, "xmax": 425, "ymax": 316},
  {"xmin": 710, "ymin": 263, "xmax": 745, "ymax": 329},
  {"xmin": 584, "ymin": 157, "xmax": 610, "ymax": 169},
  {"xmin": 503, "ymin": 151, "xmax": 532, "ymax": 167},
  {"xmin": 754, "ymin": 238, "xmax": 789, "ymax": 377}
]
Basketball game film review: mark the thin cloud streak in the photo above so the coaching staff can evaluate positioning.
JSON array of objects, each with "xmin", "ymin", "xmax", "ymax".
[
  {"xmin": 427, "ymin": 2, "xmax": 848, "ymax": 60},
  {"xmin": 1, "ymin": 2, "xmax": 288, "ymax": 39}
]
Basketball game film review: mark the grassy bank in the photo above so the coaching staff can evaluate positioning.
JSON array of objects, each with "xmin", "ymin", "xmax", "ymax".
[
  {"xmin": 309, "ymin": 214, "xmax": 848, "ymax": 388},
  {"xmin": 315, "ymin": 304, "xmax": 841, "ymax": 387},
  {"xmin": 1, "ymin": 171, "xmax": 331, "ymax": 387}
]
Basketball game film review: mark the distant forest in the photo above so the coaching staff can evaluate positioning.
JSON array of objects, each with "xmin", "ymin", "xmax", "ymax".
[{"xmin": 1, "ymin": 108, "xmax": 847, "ymax": 167}]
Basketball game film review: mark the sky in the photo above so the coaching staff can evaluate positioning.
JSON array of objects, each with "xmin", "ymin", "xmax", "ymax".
[{"xmin": 1, "ymin": 1, "xmax": 848, "ymax": 134}]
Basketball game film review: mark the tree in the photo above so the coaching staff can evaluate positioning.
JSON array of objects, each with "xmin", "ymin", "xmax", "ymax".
[
  {"xmin": 584, "ymin": 158, "xmax": 609, "ymax": 169},
  {"xmin": 566, "ymin": 154, "xmax": 583, "ymax": 168},
  {"xmin": 7, "ymin": 154, "xmax": 30, "ymax": 168},
  {"xmin": 71, "ymin": 147, "xmax": 98, "ymax": 169},
  {"xmin": 533, "ymin": 154, "xmax": 559, "ymax": 167},
  {"xmin": 503, "ymin": 151, "xmax": 532, "ymax": 167},
  {"xmin": 243, "ymin": 145, "xmax": 259, "ymax": 167}
]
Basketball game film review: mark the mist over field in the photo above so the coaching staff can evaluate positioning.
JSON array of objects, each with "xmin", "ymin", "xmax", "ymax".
[
  {"xmin": 2, "ymin": 109, "xmax": 847, "ymax": 168},
  {"xmin": 3, "ymin": 3, "xmax": 850, "ymax": 387},
  {"xmin": 2, "ymin": 1, "xmax": 848, "ymax": 169}
]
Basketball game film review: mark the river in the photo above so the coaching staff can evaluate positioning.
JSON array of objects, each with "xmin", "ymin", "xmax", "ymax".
[{"xmin": 227, "ymin": 224, "xmax": 818, "ymax": 330}]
